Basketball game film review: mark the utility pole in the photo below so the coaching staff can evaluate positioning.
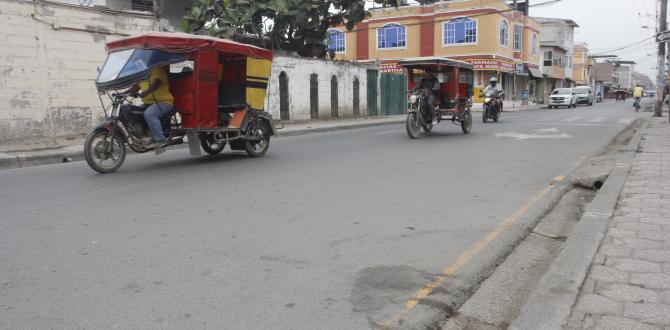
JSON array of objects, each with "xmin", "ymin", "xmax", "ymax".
[{"xmin": 655, "ymin": 0, "xmax": 668, "ymax": 117}]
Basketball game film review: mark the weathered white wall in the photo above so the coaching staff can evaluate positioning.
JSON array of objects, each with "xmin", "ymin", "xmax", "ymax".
[
  {"xmin": 44, "ymin": 0, "xmax": 151, "ymax": 12},
  {"xmin": 265, "ymin": 55, "xmax": 378, "ymax": 121},
  {"xmin": 52, "ymin": 0, "xmax": 106, "ymax": 6},
  {"xmin": 0, "ymin": 0, "xmax": 157, "ymax": 143}
]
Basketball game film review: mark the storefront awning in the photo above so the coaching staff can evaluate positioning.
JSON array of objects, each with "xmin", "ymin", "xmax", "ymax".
[{"xmin": 527, "ymin": 67, "xmax": 542, "ymax": 78}]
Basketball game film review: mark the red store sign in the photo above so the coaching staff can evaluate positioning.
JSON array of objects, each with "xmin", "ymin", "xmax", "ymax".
[
  {"xmin": 467, "ymin": 59, "xmax": 514, "ymax": 72},
  {"xmin": 380, "ymin": 64, "xmax": 404, "ymax": 73}
]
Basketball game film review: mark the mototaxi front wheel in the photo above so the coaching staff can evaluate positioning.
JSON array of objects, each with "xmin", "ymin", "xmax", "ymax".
[
  {"xmin": 84, "ymin": 130, "xmax": 126, "ymax": 173},
  {"xmin": 406, "ymin": 112, "xmax": 421, "ymax": 138},
  {"xmin": 482, "ymin": 109, "xmax": 489, "ymax": 123}
]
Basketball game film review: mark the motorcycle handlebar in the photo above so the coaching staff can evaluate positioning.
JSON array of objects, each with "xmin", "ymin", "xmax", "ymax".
[
  {"xmin": 111, "ymin": 92, "xmax": 140, "ymax": 100},
  {"xmin": 111, "ymin": 92, "xmax": 128, "ymax": 99}
]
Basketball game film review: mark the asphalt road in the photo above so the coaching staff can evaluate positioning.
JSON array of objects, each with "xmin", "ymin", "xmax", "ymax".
[{"xmin": 0, "ymin": 101, "xmax": 649, "ymax": 329}]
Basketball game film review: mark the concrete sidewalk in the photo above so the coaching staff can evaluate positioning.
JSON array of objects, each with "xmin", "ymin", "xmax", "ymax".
[
  {"xmin": 0, "ymin": 115, "xmax": 405, "ymax": 170},
  {"xmin": 508, "ymin": 116, "xmax": 670, "ymax": 330},
  {"xmin": 565, "ymin": 117, "xmax": 670, "ymax": 329}
]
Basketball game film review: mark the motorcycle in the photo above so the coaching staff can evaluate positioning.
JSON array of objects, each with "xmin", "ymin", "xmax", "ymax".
[
  {"xmin": 406, "ymin": 88, "xmax": 438, "ymax": 137},
  {"xmin": 84, "ymin": 92, "xmax": 183, "ymax": 173},
  {"xmin": 482, "ymin": 90, "xmax": 501, "ymax": 123}
]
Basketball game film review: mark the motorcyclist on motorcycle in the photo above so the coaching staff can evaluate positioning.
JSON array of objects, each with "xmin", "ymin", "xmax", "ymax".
[
  {"xmin": 417, "ymin": 70, "xmax": 440, "ymax": 122},
  {"xmin": 483, "ymin": 77, "xmax": 504, "ymax": 111},
  {"xmin": 123, "ymin": 66, "xmax": 174, "ymax": 148}
]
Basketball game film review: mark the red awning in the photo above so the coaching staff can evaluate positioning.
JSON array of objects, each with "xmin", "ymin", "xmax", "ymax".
[{"xmin": 106, "ymin": 32, "xmax": 273, "ymax": 60}]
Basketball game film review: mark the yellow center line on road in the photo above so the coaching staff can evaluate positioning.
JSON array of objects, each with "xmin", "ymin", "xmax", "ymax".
[{"xmin": 380, "ymin": 176, "xmax": 566, "ymax": 329}]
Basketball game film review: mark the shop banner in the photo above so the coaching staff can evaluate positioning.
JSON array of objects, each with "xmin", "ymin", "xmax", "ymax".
[
  {"xmin": 380, "ymin": 64, "xmax": 404, "ymax": 73},
  {"xmin": 466, "ymin": 59, "xmax": 514, "ymax": 72}
]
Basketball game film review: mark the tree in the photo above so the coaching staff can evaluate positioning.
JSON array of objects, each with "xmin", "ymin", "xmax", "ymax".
[{"xmin": 181, "ymin": 0, "xmax": 399, "ymax": 58}]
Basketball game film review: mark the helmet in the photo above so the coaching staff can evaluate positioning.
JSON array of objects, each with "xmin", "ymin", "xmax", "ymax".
[{"xmin": 490, "ymin": 77, "xmax": 498, "ymax": 83}]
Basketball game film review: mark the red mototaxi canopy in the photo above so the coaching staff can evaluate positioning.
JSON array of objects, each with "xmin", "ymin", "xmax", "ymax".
[{"xmin": 106, "ymin": 32, "xmax": 273, "ymax": 60}]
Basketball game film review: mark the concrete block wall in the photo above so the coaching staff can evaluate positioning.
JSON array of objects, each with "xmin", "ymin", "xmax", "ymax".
[
  {"xmin": 266, "ymin": 55, "xmax": 377, "ymax": 121},
  {"xmin": 0, "ymin": 0, "xmax": 157, "ymax": 144}
]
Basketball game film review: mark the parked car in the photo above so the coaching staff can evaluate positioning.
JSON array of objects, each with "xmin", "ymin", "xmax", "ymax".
[
  {"xmin": 574, "ymin": 86, "xmax": 594, "ymax": 106},
  {"xmin": 549, "ymin": 88, "xmax": 577, "ymax": 109}
]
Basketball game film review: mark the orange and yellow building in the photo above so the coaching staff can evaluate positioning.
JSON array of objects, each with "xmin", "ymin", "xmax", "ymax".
[
  {"xmin": 572, "ymin": 43, "xmax": 592, "ymax": 86},
  {"xmin": 328, "ymin": 0, "xmax": 542, "ymax": 102}
]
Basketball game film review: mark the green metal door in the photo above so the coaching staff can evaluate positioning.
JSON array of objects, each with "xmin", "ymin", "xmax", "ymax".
[
  {"xmin": 367, "ymin": 70, "xmax": 378, "ymax": 116},
  {"xmin": 381, "ymin": 73, "xmax": 407, "ymax": 115}
]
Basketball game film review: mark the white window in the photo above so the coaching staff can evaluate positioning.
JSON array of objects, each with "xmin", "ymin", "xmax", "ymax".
[
  {"xmin": 325, "ymin": 30, "xmax": 345, "ymax": 53},
  {"xmin": 443, "ymin": 17, "xmax": 477, "ymax": 45},
  {"xmin": 513, "ymin": 25, "xmax": 522, "ymax": 51},
  {"xmin": 377, "ymin": 24, "xmax": 406, "ymax": 49},
  {"xmin": 566, "ymin": 28, "xmax": 573, "ymax": 42},
  {"xmin": 500, "ymin": 20, "xmax": 509, "ymax": 47},
  {"xmin": 543, "ymin": 51, "xmax": 552, "ymax": 66},
  {"xmin": 532, "ymin": 34, "xmax": 538, "ymax": 56}
]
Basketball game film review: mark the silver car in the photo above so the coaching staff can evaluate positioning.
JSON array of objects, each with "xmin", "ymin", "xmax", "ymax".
[{"xmin": 574, "ymin": 86, "xmax": 594, "ymax": 106}]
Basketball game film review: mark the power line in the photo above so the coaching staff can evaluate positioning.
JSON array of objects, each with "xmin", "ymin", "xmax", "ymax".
[
  {"xmin": 631, "ymin": 0, "xmax": 642, "ymax": 14},
  {"xmin": 591, "ymin": 36, "xmax": 657, "ymax": 56},
  {"xmin": 638, "ymin": 0, "xmax": 655, "ymax": 19}
]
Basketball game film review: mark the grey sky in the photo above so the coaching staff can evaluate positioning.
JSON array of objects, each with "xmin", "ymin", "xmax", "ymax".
[{"xmin": 531, "ymin": 0, "xmax": 658, "ymax": 79}]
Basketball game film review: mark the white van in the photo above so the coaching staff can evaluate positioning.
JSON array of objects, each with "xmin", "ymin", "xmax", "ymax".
[{"xmin": 549, "ymin": 88, "xmax": 577, "ymax": 109}]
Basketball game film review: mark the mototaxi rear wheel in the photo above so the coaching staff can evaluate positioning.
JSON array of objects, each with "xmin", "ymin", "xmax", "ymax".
[
  {"xmin": 244, "ymin": 121, "xmax": 271, "ymax": 157},
  {"xmin": 200, "ymin": 132, "xmax": 226, "ymax": 155},
  {"xmin": 461, "ymin": 109, "xmax": 472, "ymax": 134}
]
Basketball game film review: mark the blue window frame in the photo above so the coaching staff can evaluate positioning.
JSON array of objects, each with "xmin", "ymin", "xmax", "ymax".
[
  {"xmin": 443, "ymin": 18, "xmax": 477, "ymax": 45},
  {"xmin": 377, "ymin": 24, "xmax": 406, "ymax": 49},
  {"xmin": 500, "ymin": 20, "xmax": 509, "ymax": 47},
  {"xmin": 326, "ymin": 30, "xmax": 345, "ymax": 53}
]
